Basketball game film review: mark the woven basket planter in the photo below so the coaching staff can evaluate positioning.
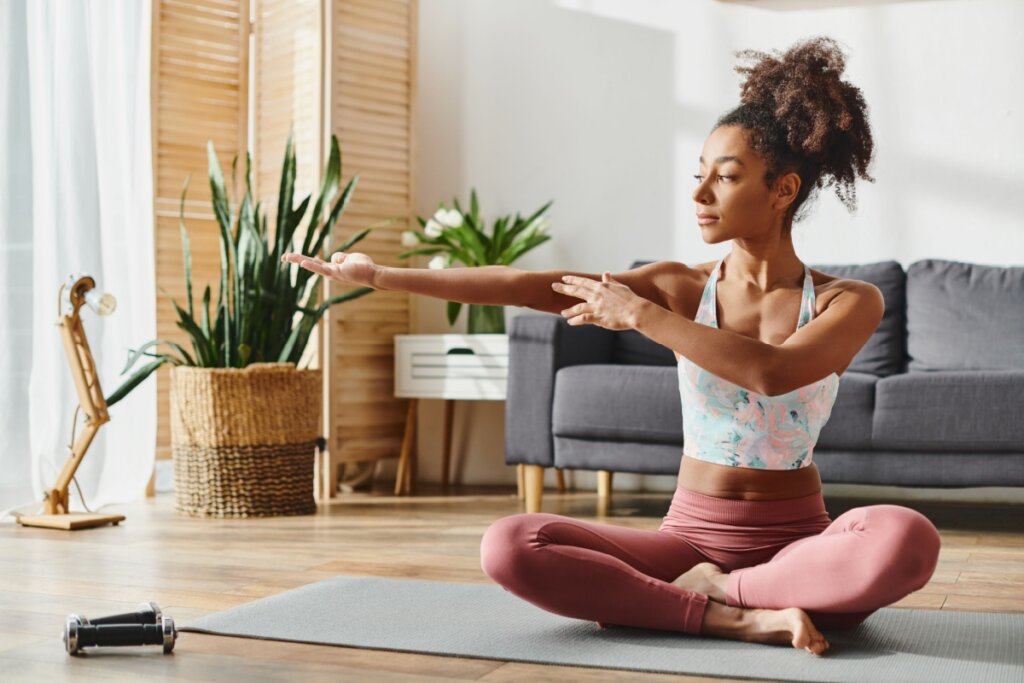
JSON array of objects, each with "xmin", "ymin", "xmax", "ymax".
[{"xmin": 171, "ymin": 362, "xmax": 322, "ymax": 518}]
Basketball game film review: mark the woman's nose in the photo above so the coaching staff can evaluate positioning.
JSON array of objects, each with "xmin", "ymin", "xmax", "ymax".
[{"xmin": 692, "ymin": 184, "xmax": 711, "ymax": 204}]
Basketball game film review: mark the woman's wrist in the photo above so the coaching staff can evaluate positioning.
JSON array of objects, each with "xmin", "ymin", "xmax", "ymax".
[
  {"xmin": 630, "ymin": 298, "xmax": 663, "ymax": 333},
  {"xmin": 370, "ymin": 264, "xmax": 387, "ymax": 290}
]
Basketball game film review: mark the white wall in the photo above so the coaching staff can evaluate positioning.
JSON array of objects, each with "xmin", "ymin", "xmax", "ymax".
[{"xmin": 391, "ymin": 0, "xmax": 1024, "ymax": 501}]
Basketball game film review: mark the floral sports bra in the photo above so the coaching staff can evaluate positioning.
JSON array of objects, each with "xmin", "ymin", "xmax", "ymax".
[{"xmin": 678, "ymin": 256, "xmax": 840, "ymax": 470}]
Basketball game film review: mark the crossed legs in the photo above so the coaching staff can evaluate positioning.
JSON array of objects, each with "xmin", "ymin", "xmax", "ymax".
[
  {"xmin": 480, "ymin": 512, "xmax": 711, "ymax": 633},
  {"xmin": 479, "ymin": 504, "xmax": 941, "ymax": 636}
]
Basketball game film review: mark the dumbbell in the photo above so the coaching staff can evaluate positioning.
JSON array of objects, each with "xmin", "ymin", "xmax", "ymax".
[
  {"xmin": 77, "ymin": 602, "xmax": 162, "ymax": 626},
  {"xmin": 64, "ymin": 613, "xmax": 176, "ymax": 655}
]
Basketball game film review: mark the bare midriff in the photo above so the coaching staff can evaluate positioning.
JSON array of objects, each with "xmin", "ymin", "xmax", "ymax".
[{"xmin": 677, "ymin": 453, "xmax": 823, "ymax": 501}]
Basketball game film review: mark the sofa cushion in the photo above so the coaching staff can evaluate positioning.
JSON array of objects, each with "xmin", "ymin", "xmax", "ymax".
[
  {"xmin": 552, "ymin": 365, "xmax": 683, "ymax": 445},
  {"xmin": 809, "ymin": 260, "xmax": 906, "ymax": 377},
  {"xmin": 618, "ymin": 261, "xmax": 680, "ymax": 366},
  {"xmin": 815, "ymin": 371, "xmax": 876, "ymax": 449},
  {"xmin": 554, "ymin": 437, "xmax": 684, "ymax": 474},
  {"xmin": 611, "ymin": 329, "xmax": 677, "ymax": 366},
  {"xmin": 906, "ymin": 259, "xmax": 1024, "ymax": 372},
  {"xmin": 872, "ymin": 371, "xmax": 1024, "ymax": 451}
]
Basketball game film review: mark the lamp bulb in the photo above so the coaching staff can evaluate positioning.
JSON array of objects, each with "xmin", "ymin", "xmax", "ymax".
[{"xmin": 84, "ymin": 289, "xmax": 117, "ymax": 316}]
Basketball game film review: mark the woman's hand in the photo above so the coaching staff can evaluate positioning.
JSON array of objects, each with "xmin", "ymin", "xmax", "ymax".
[
  {"xmin": 551, "ymin": 272, "xmax": 647, "ymax": 331},
  {"xmin": 280, "ymin": 251, "xmax": 380, "ymax": 289}
]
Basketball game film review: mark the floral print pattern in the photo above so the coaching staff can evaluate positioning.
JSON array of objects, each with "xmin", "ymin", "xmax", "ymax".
[{"xmin": 678, "ymin": 257, "xmax": 840, "ymax": 470}]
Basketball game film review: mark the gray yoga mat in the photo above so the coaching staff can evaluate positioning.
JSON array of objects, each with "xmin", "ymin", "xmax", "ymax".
[{"xmin": 181, "ymin": 575, "xmax": 1024, "ymax": 683}]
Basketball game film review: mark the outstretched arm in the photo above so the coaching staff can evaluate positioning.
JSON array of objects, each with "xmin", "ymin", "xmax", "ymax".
[{"xmin": 280, "ymin": 251, "xmax": 692, "ymax": 316}]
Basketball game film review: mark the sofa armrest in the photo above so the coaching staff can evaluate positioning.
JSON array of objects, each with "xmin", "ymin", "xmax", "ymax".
[{"xmin": 504, "ymin": 313, "xmax": 615, "ymax": 466}]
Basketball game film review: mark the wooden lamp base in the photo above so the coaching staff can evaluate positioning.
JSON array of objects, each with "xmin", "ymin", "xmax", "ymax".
[{"xmin": 17, "ymin": 513, "xmax": 125, "ymax": 531}]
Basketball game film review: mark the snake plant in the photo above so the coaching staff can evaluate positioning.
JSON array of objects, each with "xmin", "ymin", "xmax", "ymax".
[{"xmin": 105, "ymin": 131, "xmax": 385, "ymax": 408}]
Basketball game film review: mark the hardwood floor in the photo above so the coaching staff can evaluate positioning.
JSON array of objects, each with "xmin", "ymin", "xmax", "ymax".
[{"xmin": 1, "ymin": 482, "xmax": 1022, "ymax": 682}]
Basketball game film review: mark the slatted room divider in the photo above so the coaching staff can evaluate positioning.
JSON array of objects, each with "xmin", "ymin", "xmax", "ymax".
[{"xmin": 150, "ymin": 0, "xmax": 416, "ymax": 495}]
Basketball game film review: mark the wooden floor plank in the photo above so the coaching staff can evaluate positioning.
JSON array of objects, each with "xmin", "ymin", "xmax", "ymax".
[{"xmin": 1, "ymin": 483, "xmax": 1020, "ymax": 683}]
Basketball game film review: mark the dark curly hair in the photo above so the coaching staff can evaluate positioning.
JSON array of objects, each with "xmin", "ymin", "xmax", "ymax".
[{"xmin": 714, "ymin": 35, "xmax": 875, "ymax": 231}]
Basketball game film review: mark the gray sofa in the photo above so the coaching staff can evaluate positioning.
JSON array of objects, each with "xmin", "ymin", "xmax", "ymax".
[{"xmin": 505, "ymin": 259, "xmax": 1024, "ymax": 513}]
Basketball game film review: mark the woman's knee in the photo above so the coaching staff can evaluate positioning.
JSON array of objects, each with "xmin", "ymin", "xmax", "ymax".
[
  {"xmin": 479, "ymin": 513, "xmax": 547, "ymax": 584},
  {"xmin": 873, "ymin": 505, "xmax": 942, "ymax": 583}
]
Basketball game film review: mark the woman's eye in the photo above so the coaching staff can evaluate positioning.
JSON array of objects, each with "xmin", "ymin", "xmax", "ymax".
[{"xmin": 692, "ymin": 175, "xmax": 734, "ymax": 183}]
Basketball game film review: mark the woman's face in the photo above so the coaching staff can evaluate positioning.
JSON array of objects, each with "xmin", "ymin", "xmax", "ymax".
[{"xmin": 692, "ymin": 125, "xmax": 793, "ymax": 243}]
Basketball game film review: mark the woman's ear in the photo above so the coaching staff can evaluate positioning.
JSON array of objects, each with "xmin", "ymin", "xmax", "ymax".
[{"xmin": 773, "ymin": 171, "xmax": 801, "ymax": 213}]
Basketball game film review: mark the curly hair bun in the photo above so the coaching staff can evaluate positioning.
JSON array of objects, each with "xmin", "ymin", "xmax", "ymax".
[{"xmin": 720, "ymin": 35, "xmax": 875, "ymax": 219}]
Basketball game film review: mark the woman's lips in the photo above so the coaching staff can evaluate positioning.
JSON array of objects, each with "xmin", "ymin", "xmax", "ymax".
[{"xmin": 697, "ymin": 215, "xmax": 718, "ymax": 225}]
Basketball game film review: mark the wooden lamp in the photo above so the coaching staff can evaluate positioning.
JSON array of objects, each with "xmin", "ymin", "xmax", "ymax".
[{"xmin": 17, "ymin": 274, "xmax": 126, "ymax": 530}]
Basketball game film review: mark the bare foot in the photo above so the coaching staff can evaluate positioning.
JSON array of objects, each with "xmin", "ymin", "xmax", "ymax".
[
  {"xmin": 672, "ymin": 562, "xmax": 728, "ymax": 603},
  {"xmin": 702, "ymin": 600, "xmax": 831, "ymax": 656}
]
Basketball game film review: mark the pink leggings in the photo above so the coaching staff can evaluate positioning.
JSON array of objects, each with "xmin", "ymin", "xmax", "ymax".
[{"xmin": 479, "ymin": 486, "xmax": 941, "ymax": 634}]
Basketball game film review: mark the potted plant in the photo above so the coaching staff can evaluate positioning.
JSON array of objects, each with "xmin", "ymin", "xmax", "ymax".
[
  {"xmin": 106, "ymin": 131, "xmax": 385, "ymax": 517},
  {"xmin": 398, "ymin": 189, "xmax": 553, "ymax": 333}
]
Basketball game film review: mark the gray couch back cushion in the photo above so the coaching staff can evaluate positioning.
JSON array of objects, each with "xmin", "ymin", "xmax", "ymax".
[
  {"xmin": 612, "ymin": 261, "xmax": 679, "ymax": 366},
  {"xmin": 808, "ymin": 260, "xmax": 906, "ymax": 377},
  {"xmin": 905, "ymin": 259, "xmax": 1024, "ymax": 371},
  {"xmin": 611, "ymin": 330, "xmax": 677, "ymax": 366}
]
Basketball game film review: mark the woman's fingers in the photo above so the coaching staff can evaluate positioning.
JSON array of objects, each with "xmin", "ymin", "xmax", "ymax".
[
  {"xmin": 566, "ymin": 313, "xmax": 589, "ymax": 326},
  {"xmin": 560, "ymin": 302, "xmax": 588, "ymax": 318},
  {"xmin": 553, "ymin": 275, "xmax": 599, "ymax": 299},
  {"xmin": 280, "ymin": 251, "xmax": 347, "ymax": 264},
  {"xmin": 552, "ymin": 281, "xmax": 589, "ymax": 300},
  {"xmin": 281, "ymin": 253, "xmax": 334, "ymax": 278},
  {"xmin": 299, "ymin": 258, "xmax": 332, "ymax": 277}
]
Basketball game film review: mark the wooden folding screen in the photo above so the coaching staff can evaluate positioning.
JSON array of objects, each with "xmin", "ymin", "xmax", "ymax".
[
  {"xmin": 150, "ymin": 0, "xmax": 250, "ymax": 469},
  {"xmin": 151, "ymin": 0, "xmax": 416, "ymax": 493},
  {"xmin": 323, "ymin": 0, "xmax": 416, "ymax": 476}
]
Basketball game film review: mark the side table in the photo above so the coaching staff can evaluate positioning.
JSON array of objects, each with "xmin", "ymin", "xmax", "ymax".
[
  {"xmin": 393, "ymin": 333, "xmax": 568, "ymax": 504},
  {"xmin": 393, "ymin": 334, "xmax": 508, "ymax": 495}
]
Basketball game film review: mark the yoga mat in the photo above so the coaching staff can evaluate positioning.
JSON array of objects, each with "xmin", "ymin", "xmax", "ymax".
[{"xmin": 181, "ymin": 575, "xmax": 1024, "ymax": 683}]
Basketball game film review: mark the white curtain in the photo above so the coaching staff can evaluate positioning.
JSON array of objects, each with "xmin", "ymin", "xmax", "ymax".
[{"xmin": 0, "ymin": 0, "xmax": 155, "ymax": 518}]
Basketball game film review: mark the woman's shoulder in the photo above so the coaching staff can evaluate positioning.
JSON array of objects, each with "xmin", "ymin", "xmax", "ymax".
[
  {"xmin": 808, "ymin": 267, "xmax": 880, "ymax": 312},
  {"xmin": 616, "ymin": 260, "xmax": 701, "ymax": 313}
]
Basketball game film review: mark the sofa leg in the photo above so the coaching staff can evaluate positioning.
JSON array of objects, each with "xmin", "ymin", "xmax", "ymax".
[
  {"xmin": 516, "ymin": 463, "xmax": 525, "ymax": 500},
  {"xmin": 555, "ymin": 468, "xmax": 566, "ymax": 493},
  {"xmin": 524, "ymin": 465, "xmax": 545, "ymax": 513},
  {"xmin": 597, "ymin": 470, "xmax": 613, "ymax": 499}
]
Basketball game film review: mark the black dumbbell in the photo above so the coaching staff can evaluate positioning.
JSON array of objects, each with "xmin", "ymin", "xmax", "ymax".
[
  {"xmin": 77, "ymin": 602, "xmax": 162, "ymax": 626},
  {"xmin": 64, "ymin": 614, "xmax": 176, "ymax": 655}
]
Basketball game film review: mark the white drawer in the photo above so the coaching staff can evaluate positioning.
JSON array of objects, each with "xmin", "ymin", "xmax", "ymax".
[{"xmin": 394, "ymin": 334, "xmax": 509, "ymax": 400}]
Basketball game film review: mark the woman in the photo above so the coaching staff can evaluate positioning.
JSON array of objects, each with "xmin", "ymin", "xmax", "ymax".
[{"xmin": 283, "ymin": 36, "xmax": 942, "ymax": 657}]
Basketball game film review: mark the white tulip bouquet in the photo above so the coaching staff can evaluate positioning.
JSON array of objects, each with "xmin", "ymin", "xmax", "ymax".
[{"xmin": 399, "ymin": 188, "xmax": 553, "ymax": 332}]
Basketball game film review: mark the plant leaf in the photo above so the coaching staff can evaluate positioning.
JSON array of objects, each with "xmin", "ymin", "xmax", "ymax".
[
  {"xmin": 207, "ymin": 141, "xmax": 233, "ymax": 243},
  {"xmin": 119, "ymin": 339, "xmax": 195, "ymax": 375},
  {"xmin": 179, "ymin": 175, "xmax": 193, "ymax": 318},
  {"xmin": 173, "ymin": 300, "xmax": 215, "ymax": 366},
  {"xmin": 397, "ymin": 247, "xmax": 445, "ymax": 259},
  {"xmin": 275, "ymin": 128, "xmax": 296, "ymax": 259},
  {"xmin": 315, "ymin": 286, "xmax": 374, "ymax": 316},
  {"xmin": 333, "ymin": 226, "xmax": 372, "ymax": 254},
  {"xmin": 447, "ymin": 300, "xmax": 462, "ymax": 326},
  {"xmin": 311, "ymin": 174, "xmax": 359, "ymax": 257},
  {"xmin": 104, "ymin": 357, "xmax": 169, "ymax": 409}
]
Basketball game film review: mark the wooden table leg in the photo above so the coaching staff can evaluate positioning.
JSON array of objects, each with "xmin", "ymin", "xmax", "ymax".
[
  {"xmin": 442, "ymin": 399, "xmax": 454, "ymax": 491},
  {"xmin": 396, "ymin": 399, "xmax": 417, "ymax": 496}
]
